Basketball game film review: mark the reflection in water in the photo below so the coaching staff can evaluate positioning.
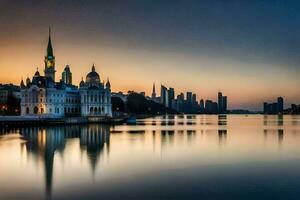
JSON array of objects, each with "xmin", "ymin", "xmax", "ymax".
[
  {"xmin": 218, "ymin": 130, "xmax": 227, "ymax": 146},
  {"xmin": 19, "ymin": 125, "xmax": 110, "ymax": 199},
  {"xmin": 218, "ymin": 115, "xmax": 227, "ymax": 126},
  {"xmin": 1, "ymin": 115, "xmax": 300, "ymax": 199},
  {"xmin": 263, "ymin": 129, "xmax": 284, "ymax": 149},
  {"xmin": 263, "ymin": 115, "xmax": 284, "ymax": 126}
]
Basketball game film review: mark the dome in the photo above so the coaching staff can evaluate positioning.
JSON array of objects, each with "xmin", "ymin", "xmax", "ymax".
[{"xmin": 86, "ymin": 64, "xmax": 100, "ymax": 84}]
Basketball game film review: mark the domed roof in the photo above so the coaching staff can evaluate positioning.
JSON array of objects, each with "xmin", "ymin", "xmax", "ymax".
[{"xmin": 86, "ymin": 64, "xmax": 100, "ymax": 83}]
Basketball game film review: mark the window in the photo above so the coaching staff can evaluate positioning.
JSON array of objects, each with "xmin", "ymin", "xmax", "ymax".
[
  {"xmin": 26, "ymin": 107, "xmax": 29, "ymax": 114},
  {"xmin": 34, "ymin": 107, "xmax": 38, "ymax": 114}
]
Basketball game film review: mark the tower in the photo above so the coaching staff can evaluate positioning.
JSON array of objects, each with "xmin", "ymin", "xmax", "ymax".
[
  {"xmin": 277, "ymin": 97, "xmax": 284, "ymax": 114},
  {"xmin": 151, "ymin": 82, "xmax": 156, "ymax": 99},
  {"xmin": 44, "ymin": 27, "xmax": 56, "ymax": 81},
  {"xmin": 218, "ymin": 92, "xmax": 223, "ymax": 113},
  {"xmin": 61, "ymin": 65, "xmax": 72, "ymax": 84}
]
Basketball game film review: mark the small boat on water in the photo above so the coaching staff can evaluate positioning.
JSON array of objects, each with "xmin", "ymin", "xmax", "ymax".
[{"xmin": 126, "ymin": 115, "xmax": 137, "ymax": 124}]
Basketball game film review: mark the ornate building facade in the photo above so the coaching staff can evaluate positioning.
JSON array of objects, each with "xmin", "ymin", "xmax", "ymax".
[{"xmin": 20, "ymin": 30, "xmax": 112, "ymax": 118}]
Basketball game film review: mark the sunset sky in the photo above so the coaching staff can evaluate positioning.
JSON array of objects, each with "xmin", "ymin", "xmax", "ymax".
[{"xmin": 1, "ymin": 0, "xmax": 300, "ymax": 110}]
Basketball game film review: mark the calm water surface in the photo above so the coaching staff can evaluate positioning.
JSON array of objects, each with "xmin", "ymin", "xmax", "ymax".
[{"xmin": 1, "ymin": 115, "xmax": 300, "ymax": 200}]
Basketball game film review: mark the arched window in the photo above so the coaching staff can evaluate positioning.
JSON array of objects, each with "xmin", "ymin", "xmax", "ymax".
[
  {"xmin": 90, "ymin": 107, "xmax": 93, "ymax": 114},
  {"xmin": 26, "ymin": 107, "xmax": 29, "ymax": 114},
  {"xmin": 34, "ymin": 107, "xmax": 38, "ymax": 114},
  {"xmin": 41, "ymin": 108, "xmax": 44, "ymax": 114},
  {"xmin": 94, "ymin": 107, "xmax": 98, "ymax": 114}
]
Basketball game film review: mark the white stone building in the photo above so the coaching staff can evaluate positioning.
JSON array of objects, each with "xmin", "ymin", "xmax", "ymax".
[
  {"xmin": 20, "ymin": 29, "xmax": 112, "ymax": 118},
  {"xmin": 79, "ymin": 65, "xmax": 112, "ymax": 117}
]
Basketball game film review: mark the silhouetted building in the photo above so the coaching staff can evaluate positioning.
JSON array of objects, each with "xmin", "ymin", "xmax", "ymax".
[
  {"xmin": 160, "ymin": 85, "xmax": 168, "ymax": 108},
  {"xmin": 217, "ymin": 92, "xmax": 227, "ymax": 114},
  {"xmin": 263, "ymin": 97, "xmax": 284, "ymax": 114},
  {"xmin": 186, "ymin": 92, "xmax": 192, "ymax": 104},
  {"xmin": 199, "ymin": 99, "xmax": 205, "ymax": 113},
  {"xmin": 222, "ymin": 96, "xmax": 227, "ymax": 113},
  {"xmin": 177, "ymin": 93, "xmax": 184, "ymax": 112},
  {"xmin": 218, "ymin": 92, "xmax": 223, "ymax": 113},
  {"xmin": 277, "ymin": 97, "xmax": 284, "ymax": 114},
  {"xmin": 205, "ymin": 100, "xmax": 218, "ymax": 114},
  {"xmin": 168, "ymin": 88, "xmax": 175, "ymax": 108}
]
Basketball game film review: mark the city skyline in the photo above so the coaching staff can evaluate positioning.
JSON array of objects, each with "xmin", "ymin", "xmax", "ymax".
[{"xmin": 1, "ymin": 1, "xmax": 300, "ymax": 110}]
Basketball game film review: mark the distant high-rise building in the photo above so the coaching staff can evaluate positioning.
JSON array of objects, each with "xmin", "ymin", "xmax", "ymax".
[
  {"xmin": 61, "ymin": 65, "xmax": 72, "ymax": 84},
  {"xmin": 192, "ymin": 94, "xmax": 197, "ymax": 104},
  {"xmin": 218, "ymin": 92, "xmax": 223, "ymax": 113},
  {"xmin": 151, "ymin": 82, "xmax": 156, "ymax": 99},
  {"xmin": 263, "ymin": 97, "xmax": 284, "ymax": 114},
  {"xmin": 199, "ymin": 99, "xmax": 205, "ymax": 113},
  {"xmin": 186, "ymin": 92, "xmax": 192, "ymax": 104},
  {"xmin": 222, "ymin": 96, "xmax": 227, "ymax": 113},
  {"xmin": 177, "ymin": 93, "xmax": 184, "ymax": 112},
  {"xmin": 277, "ymin": 97, "xmax": 284, "ymax": 113},
  {"xmin": 160, "ymin": 85, "xmax": 169, "ymax": 108},
  {"xmin": 205, "ymin": 99, "xmax": 218, "ymax": 114},
  {"xmin": 168, "ymin": 88, "xmax": 175, "ymax": 108}
]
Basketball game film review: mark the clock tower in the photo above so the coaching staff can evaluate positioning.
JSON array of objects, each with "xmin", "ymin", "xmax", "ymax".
[{"xmin": 44, "ymin": 27, "xmax": 56, "ymax": 81}]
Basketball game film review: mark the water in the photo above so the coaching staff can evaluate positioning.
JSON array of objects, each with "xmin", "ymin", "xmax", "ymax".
[{"xmin": 0, "ymin": 115, "xmax": 300, "ymax": 200}]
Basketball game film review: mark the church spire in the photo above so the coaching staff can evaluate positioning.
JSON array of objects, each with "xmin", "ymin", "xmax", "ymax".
[
  {"xmin": 47, "ymin": 27, "xmax": 53, "ymax": 57},
  {"xmin": 152, "ymin": 82, "xmax": 156, "ymax": 98}
]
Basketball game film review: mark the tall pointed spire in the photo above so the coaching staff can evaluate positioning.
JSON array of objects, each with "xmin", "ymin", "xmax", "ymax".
[
  {"xmin": 152, "ymin": 82, "xmax": 155, "ymax": 93},
  {"xmin": 152, "ymin": 82, "xmax": 156, "ymax": 98},
  {"xmin": 47, "ymin": 27, "xmax": 53, "ymax": 57}
]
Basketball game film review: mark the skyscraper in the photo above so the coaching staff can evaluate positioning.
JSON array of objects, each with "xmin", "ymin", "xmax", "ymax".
[
  {"xmin": 177, "ymin": 93, "xmax": 184, "ymax": 112},
  {"xmin": 186, "ymin": 92, "xmax": 192, "ymax": 104},
  {"xmin": 199, "ymin": 99, "xmax": 205, "ymax": 113},
  {"xmin": 160, "ymin": 85, "xmax": 169, "ymax": 108},
  {"xmin": 222, "ymin": 96, "xmax": 227, "ymax": 113},
  {"xmin": 61, "ymin": 65, "xmax": 72, "ymax": 84},
  {"xmin": 277, "ymin": 97, "xmax": 284, "ymax": 113},
  {"xmin": 218, "ymin": 92, "xmax": 223, "ymax": 113},
  {"xmin": 168, "ymin": 87, "xmax": 175, "ymax": 108},
  {"xmin": 263, "ymin": 97, "xmax": 283, "ymax": 114}
]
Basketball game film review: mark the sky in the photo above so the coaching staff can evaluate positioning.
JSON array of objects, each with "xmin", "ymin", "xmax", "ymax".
[{"xmin": 0, "ymin": 0, "xmax": 300, "ymax": 110}]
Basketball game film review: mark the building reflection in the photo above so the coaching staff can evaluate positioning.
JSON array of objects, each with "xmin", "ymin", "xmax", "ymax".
[
  {"xmin": 263, "ymin": 129, "xmax": 284, "ymax": 148},
  {"xmin": 19, "ymin": 124, "xmax": 110, "ymax": 199},
  {"xmin": 263, "ymin": 115, "xmax": 284, "ymax": 126},
  {"xmin": 218, "ymin": 130, "xmax": 227, "ymax": 146},
  {"xmin": 218, "ymin": 115, "xmax": 227, "ymax": 126}
]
